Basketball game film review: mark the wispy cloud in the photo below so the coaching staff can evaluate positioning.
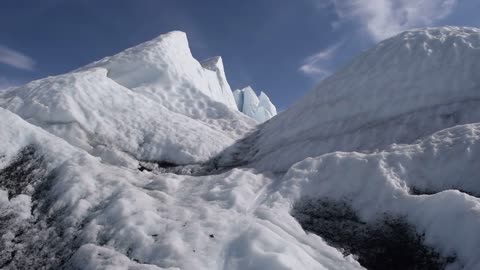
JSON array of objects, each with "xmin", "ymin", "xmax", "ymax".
[
  {"xmin": 299, "ymin": 41, "xmax": 343, "ymax": 79},
  {"xmin": 0, "ymin": 45, "xmax": 35, "ymax": 70},
  {"xmin": 325, "ymin": 0, "xmax": 458, "ymax": 41}
]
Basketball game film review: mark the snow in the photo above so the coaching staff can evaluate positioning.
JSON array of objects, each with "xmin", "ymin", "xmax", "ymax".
[
  {"xmin": 200, "ymin": 56, "xmax": 237, "ymax": 109},
  {"xmin": 0, "ymin": 108, "xmax": 361, "ymax": 269},
  {"xmin": 233, "ymin": 86, "xmax": 277, "ymax": 123},
  {"xmin": 0, "ymin": 32, "xmax": 255, "ymax": 167},
  {"xmin": 0, "ymin": 68, "xmax": 235, "ymax": 167},
  {"xmin": 0, "ymin": 30, "xmax": 355, "ymax": 269},
  {"xmin": 78, "ymin": 31, "xmax": 255, "ymax": 146},
  {"xmin": 68, "ymin": 244, "xmax": 166, "ymax": 270},
  {"xmin": 233, "ymin": 26, "xmax": 480, "ymax": 172},
  {"xmin": 75, "ymin": 31, "xmax": 250, "ymax": 136},
  {"xmin": 80, "ymin": 32, "xmax": 238, "ymax": 111},
  {"xmin": 275, "ymin": 123, "xmax": 480, "ymax": 268}
]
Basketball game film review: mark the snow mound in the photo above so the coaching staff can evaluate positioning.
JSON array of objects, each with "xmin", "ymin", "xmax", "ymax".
[
  {"xmin": 233, "ymin": 86, "xmax": 277, "ymax": 123},
  {"xmin": 0, "ymin": 67, "xmax": 248, "ymax": 167},
  {"xmin": 0, "ymin": 32, "xmax": 256, "ymax": 167},
  {"xmin": 233, "ymin": 26, "xmax": 480, "ymax": 171},
  {"xmin": 78, "ymin": 31, "xmax": 246, "ymax": 129},
  {"xmin": 275, "ymin": 123, "xmax": 480, "ymax": 269}
]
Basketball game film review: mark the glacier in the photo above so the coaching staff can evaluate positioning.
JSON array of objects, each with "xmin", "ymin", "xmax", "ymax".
[
  {"xmin": 233, "ymin": 86, "xmax": 278, "ymax": 123},
  {"xmin": 1, "ymin": 26, "xmax": 480, "ymax": 270}
]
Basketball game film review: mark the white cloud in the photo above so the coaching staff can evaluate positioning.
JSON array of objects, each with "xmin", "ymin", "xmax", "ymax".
[
  {"xmin": 328, "ymin": 0, "xmax": 458, "ymax": 41},
  {"xmin": 299, "ymin": 41, "xmax": 342, "ymax": 79},
  {"xmin": 0, "ymin": 45, "xmax": 35, "ymax": 70}
]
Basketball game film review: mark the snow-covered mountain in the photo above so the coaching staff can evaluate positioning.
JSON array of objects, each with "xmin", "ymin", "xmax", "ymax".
[
  {"xmin": 1, "ymin": 27, "xmax": 480, "ymax": 270},
  {"xmin": 233, "ymin": 86, "xmax": 277, "ymax": 123}
]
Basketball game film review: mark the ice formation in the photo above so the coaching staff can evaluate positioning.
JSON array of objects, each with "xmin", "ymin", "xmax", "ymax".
[
  {"xmin": 233, "ymin": 86, "xmax": 277, "ymax": 123},
  {"xmin": 1, "ymin": 27, "xmax": 480, "ymax": 269}
]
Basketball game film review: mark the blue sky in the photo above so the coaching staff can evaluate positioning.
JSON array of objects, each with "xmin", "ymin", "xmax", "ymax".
[{"xmin": 1, "ymin": 0, "xmax": 479, "ymax": 109}]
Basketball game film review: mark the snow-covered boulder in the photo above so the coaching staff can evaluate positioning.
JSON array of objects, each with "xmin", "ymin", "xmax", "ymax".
[
  {"xmin": 233, "ymin": 26, "xmax": 480, "ymax": 171},
  {"xmin": 233, "ymin": 86, "xmax": 277, "ymax": 123}
]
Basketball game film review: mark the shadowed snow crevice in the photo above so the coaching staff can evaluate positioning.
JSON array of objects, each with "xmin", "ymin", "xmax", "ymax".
[
  {"xmin": 0, "ymin": 146, "xmax": 46, "ymax": 200},
  {"xmin": 138, "ymin": 160, "xmax": 231, "ymax": 176},
  {"xmin": 0, "ymin": 146, "xmax": 82, "ymax": 269},
  {"xmin": 410, "ymin": 187, "xmax": 480, "ymax": 198},
  {"xmin": 292, "ymin": 199, "xmax": 457, "ymax": 270}
]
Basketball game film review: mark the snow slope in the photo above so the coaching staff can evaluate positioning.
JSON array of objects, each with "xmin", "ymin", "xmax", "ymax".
[
  {"xmin": 76, "ymin": 31, "xmax": 252, "ymax": 136},
  {"xmin": 80, "ymin": 31, "xmax": 238, "ymax": 111},
  {"xmin": 0, "ymin": 107, "xmax": 362, "ymax": 270},
  {"xmin": 0, "ymin": 32, "xmax": 255, "ymax": 168},
  {"xmin": 233, "ymin": 86, "xmax": 277, "ymax": 123},
  {"xmin": 277, "ymin": 123, "xmax": 480, "ymax": 269},
  {"xmin": 200, "ymin": 56, "xmax": 237, "ymax": 109},
  {"xmin": 229, "ymin": 26, "xmax": 480, "ymax": 172},
  {"xmin": 0, "ymin": 30, "xmax": 357, "ymax": 270}
]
